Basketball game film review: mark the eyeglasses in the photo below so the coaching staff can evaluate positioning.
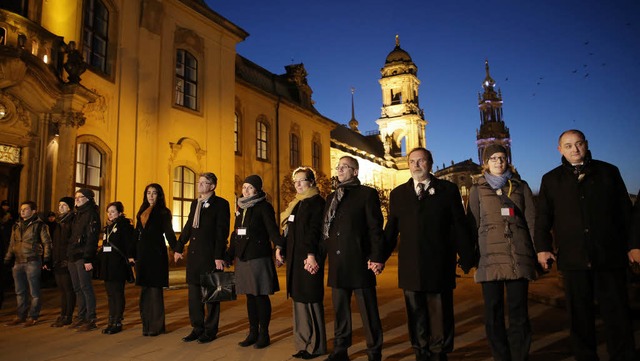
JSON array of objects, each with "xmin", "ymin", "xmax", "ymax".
[
  {"xmin": 74, "ymin": 195, "xmax": 86, "ymax": 200},
  {"xmin": 335, "ymin": 164, "xmax": 354, "ymax": 172},
  {"xmin": 488, "ymin": 156, "xmax": 507, "ymax": 163}
]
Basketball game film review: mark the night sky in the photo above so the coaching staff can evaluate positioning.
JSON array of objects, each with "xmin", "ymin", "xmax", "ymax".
[{"xmin": 208, "ymin": 0, "xmax": 640, "ymax": 194}]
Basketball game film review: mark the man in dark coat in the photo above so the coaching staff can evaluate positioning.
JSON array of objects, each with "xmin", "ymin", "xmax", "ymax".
[
  {"xmin": 535, "ymin": 129, "xmax": 639, "ymax": 361},
  {"xmin": 384, "ymin": 147, "xmax": 476, "ymax": 361},
  {"xmin": 175, "ymin": 172, "xmax": 230, "ymax": 344},
  {"xmin": 322, "ymin": 156, "xmax": 385, "ymax": 361}
]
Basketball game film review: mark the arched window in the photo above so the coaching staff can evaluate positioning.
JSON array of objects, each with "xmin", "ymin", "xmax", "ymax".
[
  {"xmin": 175, "ymin": 49, "xmax": 198, "ymax": 110},
  {"xmin": 256, "ymin": 120, "xmax": 269, "ymax": 161},
  {"xmin": 75, "ymin": 143, "xmax": 103, "ymax": 205},
  {"xmin": 290, "ymin": 133, "xmax": 300, "ymax": 168},
  {"xmin": 172, "ymin": 166, "xmax": 196, "ymax": 232},
  {"xmin": 82, "ymin": 0, "xmax": 109, "ymax": 73},
  {"xmin": 312, "ymin": 140, "xmax": 321, "ymax": 169}
]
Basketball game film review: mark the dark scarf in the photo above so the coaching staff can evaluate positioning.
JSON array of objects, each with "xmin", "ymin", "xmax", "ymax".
[
  {"xmin": 561, "ymin": 150, "xmax": 592, "ymax": 182},
  {"xmin": 322, "ymin": 177, "xmax": 361, "ymax": 239},
  {"xmin": 237, "ymin": 192, "xmax": 267, "ymax": 210}
]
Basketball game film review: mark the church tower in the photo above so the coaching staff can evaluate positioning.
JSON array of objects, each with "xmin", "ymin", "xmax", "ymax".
[
  {"xmin": 375, "ymin": 36, "xmax": 426, "ymax": 163},
  {"xmin": 476, "ymin": 60, "xmax": 512, "ymax": 163}
]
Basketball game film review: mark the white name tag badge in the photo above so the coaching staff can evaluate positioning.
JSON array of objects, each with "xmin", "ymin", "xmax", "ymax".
[
  {"xmin": 103, "ymin": 234, "xmax": 107, "ymax": 240},
  {"xmin": 288, "ymin": 215, "xmax": 295, "ymax": 222},
  {"xmin": 237, "ymin": 228, "xmax": 247, "ymax": 236},
  {"xmin": 501, "ymin": 207, "xmax": 514, "ymax": 217},
  {"xmin": 103, "ymin": 246, "xmax": 112, "ymax": 252}
]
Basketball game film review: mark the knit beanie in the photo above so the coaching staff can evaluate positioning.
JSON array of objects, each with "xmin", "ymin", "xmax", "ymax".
[
  {"xmin": 483, "ymin": 144, "xmax": 508, "ymax": 163},
  {"xmin": 76, "ymin": 188, "xmax": 95, "ymax": 201},
  {"xmin": 59, "ymin": 197, "xmax": 75, "ymax": 209},
  {"xmin": 244, "ymin": 175, "xmax": 263, "ymax": 192}
]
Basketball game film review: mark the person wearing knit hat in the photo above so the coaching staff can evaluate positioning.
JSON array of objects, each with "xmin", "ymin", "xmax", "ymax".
[
  {"xmin": 231, "ymin": 174, "xmax": 282, "ymax": 349},
  {"xmin": 243, "ymin": 175, "xmax": 263, "ymax": 192},
  {"xmin": 468, "ymin": 143, "xmax": 537, "ymax": 361},
  {"xmin": 60, "ymin": 197, "xmax": 75, "ymax": 210}
]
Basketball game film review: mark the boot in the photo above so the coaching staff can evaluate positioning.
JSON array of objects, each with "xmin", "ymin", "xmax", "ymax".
[
  {"xmin": 253, "ymin": 330, "xmax": 270, "ymax": 349},
  {"xmin": 238, "ymin": 327, "xmax": 258, "ymax": 347},
  {"xmin": 102, "ymin": 317, "xmax": 114, "ymax": 334}
]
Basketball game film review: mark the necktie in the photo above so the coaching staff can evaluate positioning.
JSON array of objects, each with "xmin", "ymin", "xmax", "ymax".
[
  {"xmin": 192, "ymin": 198, "xmax": 205, "ymax": 229},
  {"xmin": 417, "ymin": 183, "xmax": 426, "ymax": 200}
]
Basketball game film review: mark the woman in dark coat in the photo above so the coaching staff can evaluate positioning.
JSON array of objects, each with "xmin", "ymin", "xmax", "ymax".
[
  {"xmin": 133, "ymin": 184, "xmax": 177, "ymax": 336},
  {"xmin": 276, "ymin": 167, "xmax": 327, "ymax": 359},
  {"xmin": 467, "ymin": 144, "xmax": 537, "ymax": 361},
  {"xmin": 229, "ymin": 175, "xmax": 281, "ymax": 349},
  {"xmin": 50, "ymin": 197, "xmax": 75, "ymax": 327},
  {"xmin": 99, "ymin": 201, "xmax": 134, "ymax": 334}
]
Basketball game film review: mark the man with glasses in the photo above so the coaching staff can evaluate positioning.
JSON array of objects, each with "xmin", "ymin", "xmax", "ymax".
[
  {"xmin": 175, "ymin": 172, "xmax": 230, "ymax": 344},
  {"xmin": 322, "ymin": 156, "xmax": 385, "ymax": 361},
  {"xmin": 383, "ymin": 147, "xmax": 476, "ymax": 361},
  {"xmin": 535, "ymin": 129, "xmax": 639, "ymax": 360}
]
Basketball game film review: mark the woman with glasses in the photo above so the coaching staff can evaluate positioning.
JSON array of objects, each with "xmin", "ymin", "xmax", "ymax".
[
  {"xmin": 466, "ymin": 144, "xmax": 537, "ymax": 361},
  {"xmin": 229, "ymin": 175, "xmax": 281, "ymax": 349},
  {"xmin": 276, "ymin": 167, "xmax": 327, "ymax": 359},
  {"xmin": 133, "ymin": 184, "xmax": 178, "ymax": 336}
]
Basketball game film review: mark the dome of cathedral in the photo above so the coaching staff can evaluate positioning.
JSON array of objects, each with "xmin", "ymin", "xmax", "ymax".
[{"xmin": 385, "ymin": 45, "xmax": 413, "ymax": 64}]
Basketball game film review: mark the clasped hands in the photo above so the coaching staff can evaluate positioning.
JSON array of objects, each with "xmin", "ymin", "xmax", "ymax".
[{"xmin": 368, "ymin": 260, "xmax": 384, "ymax": 276}]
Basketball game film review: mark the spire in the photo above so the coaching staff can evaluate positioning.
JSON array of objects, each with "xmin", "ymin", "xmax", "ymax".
[
  {"xmin": 483, "ymin": 59, "xmax": 496, "ymax": 90},
  {"xmin": 348, "ymin": 87, "xmax": 360, "ymax": 133},
  {"xmin": 395, "ymin": 34, "xmax": 400, "ymax": 47}
]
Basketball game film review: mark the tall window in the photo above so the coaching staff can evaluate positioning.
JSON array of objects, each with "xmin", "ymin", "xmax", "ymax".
[
  {"xmin": 290, "ymin": 134, "xmax": 300, "ymax": 168},
  {"xmin": 234, "ymin": 113, "xmax": 240, "ymax": 154},
  {"xmin": 82, "ymin": 0, "xmax": 109, "ymax": 73},
  {"xmin": 175, "ymin": 49, "xmax": 198, "ymax": 110},
  {"xmin": 172, "ymin": 166, "xmax": 196, "ymax": 232},
  {"xmin": 75, "ymin": 143, "xmax": 102, "ymax": 205},
  {"xmin": 312, "ymin": 141, "xmax": 321, "ymax": 169},
  {"xmin": 256, "ymin": 120, "xmax": 268, "ymax": 161}
]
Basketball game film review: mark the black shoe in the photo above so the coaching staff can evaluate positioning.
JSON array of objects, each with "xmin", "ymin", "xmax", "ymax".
[
  {"xmin": 102, "ymin": 324, "xmax": 113, "ymax": 334},
  {"xmin": 182, "ymin": 330, "xmax": 201, "ymax": 342},
  {"xmin": 253, "ymin": 333, "xmax": 270, "ymax": 349},
  {"xmin": 197, "ymin": 333, "xmax": 216, "ymax": 344},
  {"xmin": 324, "ymin": 351, "xmax": 349, "ymax": 361},
  {"xmin": 105, "ymin": 323, "xmax": 122, "ymax": 335},
  {"xmin": 293, "ymin": 351, "xmax": 307, "ymax": 358},
  {"xmin": 238, "ymin": 332, "xmax": 258, "ymax": 347}
]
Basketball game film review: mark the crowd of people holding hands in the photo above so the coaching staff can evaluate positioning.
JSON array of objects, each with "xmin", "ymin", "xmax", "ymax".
[{"xmin": 1, "ymin": 128, "xmax": 639, "ymax": 361}]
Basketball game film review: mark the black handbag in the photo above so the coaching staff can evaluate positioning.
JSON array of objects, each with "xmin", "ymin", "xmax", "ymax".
[{"xmin": 200, "ymin": 271, "xmax": 236, "ymax": 303}]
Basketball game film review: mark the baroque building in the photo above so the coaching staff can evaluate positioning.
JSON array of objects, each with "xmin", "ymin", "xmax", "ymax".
[{"xmin": 0, "ymin": 0, "xmax": 334, "ymax": 230}]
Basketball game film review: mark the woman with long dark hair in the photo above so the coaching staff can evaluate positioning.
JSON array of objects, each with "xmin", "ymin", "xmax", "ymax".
[
  {"xmin": 99, "ymin": 201, "xmax": 134, "ymax": 334},
  {"xmin": 133, "ymin": 184, "xmax": 177, "ymax": 336}
]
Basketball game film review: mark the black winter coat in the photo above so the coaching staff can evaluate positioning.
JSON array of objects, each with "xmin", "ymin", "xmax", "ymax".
[
  {"xmin": 68, "ymin": 201, "xmax": 100, "ymax": 263},
  {"xmin": 282, "ymin": 194, "xmax": 325, "ymax": 303},
  {"xmin": 229, "ymin": 199, "xmax": 282, "ymax": 262},
  {"xmin": 323, "ymin": 184, "xmax": 385, "ymax": 289},
  {"xmin": 133, "ymin": 206, "xmax": 177, "ymax": 287},
  {"xmin": 384, "ymin": 177, "xmax": 475, "ymax": 292},
  {"xmin": 534, "ymin": 155, "xmax": 634, "ymax": 270},
  {"xmin": 176, "ymin": 195, "xmax": 230, "ymax": 285},
  {"xmin": 99, "ymin": 216, "xmax": 134, "ymax": 282},
  {"xmin": 52, "ymin": 212, "xmax": 73, "ymax": 272}
]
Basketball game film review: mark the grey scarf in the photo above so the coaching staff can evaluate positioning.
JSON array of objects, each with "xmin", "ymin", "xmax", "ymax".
[{"xmin": 322, "ymin": 177, "xmax": 361, "ymax": 239}]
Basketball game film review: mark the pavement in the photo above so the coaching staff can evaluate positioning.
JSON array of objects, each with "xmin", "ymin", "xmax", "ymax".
[{"xmin": 0, "ymin": 256, "xmax": 637, "ymax": 361}]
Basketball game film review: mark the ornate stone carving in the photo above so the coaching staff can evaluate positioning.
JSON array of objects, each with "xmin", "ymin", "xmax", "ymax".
[
  {"xmin": 0, "ymin": 92, "xmax": 29, "ymax": 127},
  {"xmin": 63, "ymin": 41, "xmax": 87, "ymax": 84}
]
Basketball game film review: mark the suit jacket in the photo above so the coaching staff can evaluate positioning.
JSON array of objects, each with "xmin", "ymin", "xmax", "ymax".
[
  {"xmin": 282, "ymin": 194, "xmax": 326, "ymax": 303},
  {"xmin": 176, "ymin": 195, "xmax": 230, "ymax": 284},
  {"xmin": 133, "ymin": 206, "xmax": 177, "ymax": 287},
  {"xmin": 384, "ymin": 177, "xmax": 475, "ymax": 292},
  {"xmin": 534, "ymin": 155, "xmax": 633, "ymax": 270},
  {"xmin": 323, "ymin": 184, "xmax": 384, "ymax": 289}
]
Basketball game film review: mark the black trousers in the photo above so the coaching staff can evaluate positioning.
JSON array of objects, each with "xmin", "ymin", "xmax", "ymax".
[
  {"xmin": 188, "ymin": 283, "xmax": 220, "ymax": 336},
  {"xmin": 139, "ymin": 286, "xmax": 165, "ymax": 334},
  {"xmin": 331, "ymin": 287, "xmax": 383, "ymax": 359},
  {"xmin": 54, "ymin": 270, "xmax": 75, "ymax": 319},
  {"xmin": 481, "ymin": 279, "xmax": 531, "ymax": 361},
  {"xmin": 105, "ymin": 280, "xmax": 125, "ymax": 321},
  {"xmin": 404, "ymin": 289, "xmax": 454, "ymax": 361},
  {"xmin": 563, "ymin": 269, "xmax": 637, "ymax": 361}
]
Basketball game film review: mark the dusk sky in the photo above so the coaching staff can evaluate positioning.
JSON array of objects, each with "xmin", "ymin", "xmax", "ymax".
[{"xmin": 208, "ymin": 0, "xmax": 640, "ymax": 193}]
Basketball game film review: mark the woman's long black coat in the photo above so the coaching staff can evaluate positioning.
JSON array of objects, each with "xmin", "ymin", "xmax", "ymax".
[
  {"xmin": 133, "ymin": 207, "xmax": 177, "ymax": 288},
  {"xmin": 283, "ymin": 194, "xmax": 325, "ymax": 303},
  {"xmin": 99, "ymin": 216, "xmax": 134, "ymax": 282}
]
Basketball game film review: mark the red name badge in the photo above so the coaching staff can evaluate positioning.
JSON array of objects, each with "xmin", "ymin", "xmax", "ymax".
[{"xmin": 501, "ymin": 207, "xmax": 514, "ymax": 217}]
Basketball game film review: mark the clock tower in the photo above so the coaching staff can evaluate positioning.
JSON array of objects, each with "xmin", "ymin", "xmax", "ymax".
[{"xmin": 476, "ymin": 60, "xmax": 512, "ymax": 163}]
